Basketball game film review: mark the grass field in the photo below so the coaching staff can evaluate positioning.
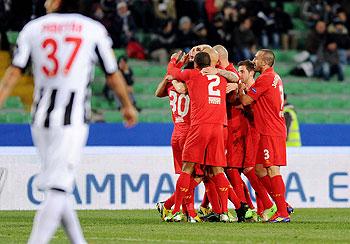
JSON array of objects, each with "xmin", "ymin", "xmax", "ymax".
[{"xmin": 1, "ymin": 209, "xmax": 350, "ymax": 243}]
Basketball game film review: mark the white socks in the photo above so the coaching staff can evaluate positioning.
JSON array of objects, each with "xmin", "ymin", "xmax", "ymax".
[{"xmin": 28, "ymin": 189, "xmax": 86, "ymax": 244}]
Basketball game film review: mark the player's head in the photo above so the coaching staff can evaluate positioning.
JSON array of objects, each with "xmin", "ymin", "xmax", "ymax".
[
  {"xmin": 202, "ymin": 47, "xmax": 219, "ymax": 67},
  {"xmin": 194, "ymin": 52, "xmax": 211, "ymax": 70},
  {"xmin": 237, "ymin": 60, "xmax": 255, "ymax": 83},
  {"xmin": 189, "ymin": 44, "xmax": 211, "ymax": 61},
  {"xmin": 253, "ymin": 49, "xmax": 275, "ymax": 72},
  {"xmin": 45, "ymin": 0, "xmax": 81, "ymax": 14},
  {"xmin": 213, "ymin": 45, "xmax": 229, "ymax": 66}
]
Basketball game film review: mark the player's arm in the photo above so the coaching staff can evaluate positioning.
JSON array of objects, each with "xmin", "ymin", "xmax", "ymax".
[
  {"xmin": 96, "ymin": 24, "xmax": 138, "ymax": 127},
  {"xmin": 155, "ymin": 75, "xmax": 170, "ymax": 97},
  {"xmin": 0, "ymin": 66, "xmax": 22, "ymax": 107},
  {"xmin": 106, "ymin": 71, "xmax": 138, "ymax": 127},
  {"xmin": 167, "ymin": 57, "xmax": 191, "ymax": 82},
  {"xmin": 172, "ymin": 80, "xmax": 187, "ymax": 94},
  {"xmin": 201, "ymin": 67, "xmax": 239, "ymax": 83},
  {"xmin": 238, "ymin": 83, "xmax": 254, "ymax": 106}
]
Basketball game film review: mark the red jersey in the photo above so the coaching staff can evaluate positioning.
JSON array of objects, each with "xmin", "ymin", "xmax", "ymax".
[
  {"xmin": 247, "ymin": 67, "xmax": 286, "ymax": 137},
  {"xmin": 166, "ymin": 83, "xmax": 191, "ymax": 125},
  {"xmin": 168, "ymin": 60, "xmax": 227, "ymax": 126},
  {"xmin": 225, "ymin": 63, "xmax": 244, "ymax": 130}
]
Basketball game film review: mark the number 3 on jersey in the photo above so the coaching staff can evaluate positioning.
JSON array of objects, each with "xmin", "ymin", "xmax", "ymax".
[
  {"xmin": 41, "ymin": 37, "xmax": 82, "ymax": 77},
  {"xmin": 169, "ymin": 90, "xmax": 190, "ymax": 117}
]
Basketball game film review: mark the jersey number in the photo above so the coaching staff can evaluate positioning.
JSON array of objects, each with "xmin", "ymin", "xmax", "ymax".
[
  {"xmin": 207, "ymin": 75, "xmax": 221, "ymax": 97},
  {"xmin": 169, "ymin": 90, "xmax": 190, "ymax": 117},
  {"xmin": 41, "ymin": 37, "xmax": 82, "ymax": 77}
]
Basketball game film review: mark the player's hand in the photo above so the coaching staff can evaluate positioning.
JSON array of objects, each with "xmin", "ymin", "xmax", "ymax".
[
  {"xmin": 180, "ymin": 53, "xmax": 189, "ymax": 64},
  {"xmin": 121, "ymin": 106, "xmax": 138, "ymax": 128},
  {"xmin": 170, "ymin": 50, "xmax": 182, "ymax": 61},
  {"xmin": 172, "ymin": 80, "xmax": 187, "ymax": 94},
  {"xmin": 226, "ymin": 83, "xmax": 238, "ymax": 93},
  {"xmin": 238, "ymin": 81, "xmax": 246, "ymax": 92},
  {"xmin": 201, "ymin": 67, "xmax": 218, "ymax": 75},
  {"xmin": 165, "ymin": 75, "xmax": 174, "ymax": 81}
]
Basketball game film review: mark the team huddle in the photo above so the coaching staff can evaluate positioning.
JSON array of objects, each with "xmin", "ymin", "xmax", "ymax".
[{"xmin": 155, "ymin": 45, "xmax": 293, "ymax": 223}]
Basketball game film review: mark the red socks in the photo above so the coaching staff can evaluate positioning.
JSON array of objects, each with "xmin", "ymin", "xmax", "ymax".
[
  {"xmin": 173, "ymin": 172, "xmax": 191, "ymax": 214},
  {"xmin": 270, "ymin": 175, "xmax": 289, "ymax": 217},
  {"xmin": 211, "ymin": 173, "xmax": 231, "ymax": 213},
  {"xmin": 204, "ymin": 179, "xmax": 221, "ymax": 214},
  {"xmin": 201, "ymin": 192, "xmax": 209, "ymax": 208},
  {"xmin": 164, "ymin": 193, "xmax": 175, "ymax": 210},
  {"xmin": 226, "ymin": 169, "xmax": 246, "ymax": 203},
  {"xmin": 184, "ymin": 178, "xmax": 200, "ymax": 217},
  {"xmin": 259, "ymin": 174, "xmax": 273, "ymax": 196},
  {"xmin": 242, "ymin": 181, "xmax": 255, "ymax": 209},
  {"xmin": 244, "ymin": 169, "xmax": 273, "ymax": 210},
  {"xmin": 228, "ymin": 185, "xmax": 242, "ymax": 209}
]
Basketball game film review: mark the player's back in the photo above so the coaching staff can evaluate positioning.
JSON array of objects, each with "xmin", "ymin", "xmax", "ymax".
[
  {"xmin": 13, "ymin": 13, "xmax": 116, "ymax": 128},
  {"xmin": 186, "ymin": 69, "xmax": 227, "ymax": 126}
]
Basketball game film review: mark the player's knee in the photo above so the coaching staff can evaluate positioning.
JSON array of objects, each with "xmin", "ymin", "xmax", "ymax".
[
  {"xmin": 211, "ymin": 166, "xmax": 224, "ymax": 175},
  {"xmin": 267, "ymin": 166, "xmax": 280, "ymax": 177},
  {"xmin": 255, "ymin": 164, "xmax": 267, "ymax": 178},
  {"xmin": 182, "ymin": 162, "xmax": 195, "ymax": 174}
]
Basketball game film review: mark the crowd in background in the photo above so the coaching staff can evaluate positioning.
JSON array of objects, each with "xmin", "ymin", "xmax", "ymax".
[{"xmin": 0, "ymin": 0, "xmax": 350, "ymax": 81}]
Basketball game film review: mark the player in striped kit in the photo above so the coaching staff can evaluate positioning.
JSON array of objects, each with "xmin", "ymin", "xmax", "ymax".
[{"xmin": 0, "ymin": 0, "xmax": 137, "ymax": 243}]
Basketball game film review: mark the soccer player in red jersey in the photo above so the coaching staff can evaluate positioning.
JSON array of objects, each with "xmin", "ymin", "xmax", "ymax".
[
  {"xmin": 235, "ymin": 60, "xmax": 276, "ymax": 221},
  {"xmin": 167, "ymin": 51, "xmax": 247, "ymax": 222},
  {"xmin": 239, "ymin": 49, "xmax": 290, "ymax": 223}
]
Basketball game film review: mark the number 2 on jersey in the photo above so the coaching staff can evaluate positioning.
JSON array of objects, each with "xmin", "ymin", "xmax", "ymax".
[{"xmin": 41, "ymin": 37, "xmax": 82, "ymax": 77}]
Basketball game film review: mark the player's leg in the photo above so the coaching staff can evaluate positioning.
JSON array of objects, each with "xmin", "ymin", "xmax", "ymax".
[
  {"xmin": 29, "ymin": 126, "xmax": 88, "ymax": 242},
  {"xmin": 243, "ymin": 167, "xmax": 273, "ymax": 210},
  {"xmin": 171, "ymin": 162, "xmax": 195, "ymax": 220},
  {"xmin": 28, "ymin": 189, "xmax": 66, "ymax": 244},
  {"xmin": 268, "ymin": 166, "xmax": 290, "ymax": 222},
  {"xmin": 61, "ymin": 194, "xmax": 87, "ymax": 244},
  {"xmin": 226, "ymin": 168, "xmax": 246, "ymax": 205},
  {"xmin": 184, "ymin": 176, "xmax": 202, "ymax": 222}
]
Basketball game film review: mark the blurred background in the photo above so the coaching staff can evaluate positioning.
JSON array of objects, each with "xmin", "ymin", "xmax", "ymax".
[{"xmin": 0, "ymin": 0, "xmax": 349, "ymax": 129}]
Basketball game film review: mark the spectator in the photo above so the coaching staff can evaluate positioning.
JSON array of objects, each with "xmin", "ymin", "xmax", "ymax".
[
  {"xmin": 110, "ymin": 1, "xmax": 137, "ymax": 48},
  {"xmin": 129, "ymin": 0, "xmax": 155, "ymax": 32},
  {"xmin": 153, "ymin": 0, "xmax": 176, "ymax": 24},
  {"xmin": 104, "ymin": 56, "xmax": 141, "ymax": 112},
  {"xmin": 284, "ymin": 93, "xmax": 302, "ymax": 147},
  {"xmin": 175, "ymin": 16, "xmax": 197, "ymax": 52},
  {"xmin": 305, "ymin": 20, "xmax": 328, "ymax": 75},
  {"xmin": 320, "ymin": 39, "xmax": 344, "ymax": 81},
  {"xmin": 148, "ymin": 18, "xmax": 176, "ymax": 64},
  {"xmin": 233, "ymin": 17, "xmax": 256, "ymax": 62},
  {"xmin": 207, "ymin": 13, "xmax": 226, "ymax": 47},
  {"xmin": 273, "ymin": 3, "xmax": 294, "ymax": 50},
  {"xmin": 193, "ymin": 22, "xmax": 209, "ymax": 46},
  {"xmin": 327, "ymin": 17, "xmax": 350, "ymax": 70},
  {"xmin": 301, "ymin": 0, "xmax": 332, "ymax": 27}
]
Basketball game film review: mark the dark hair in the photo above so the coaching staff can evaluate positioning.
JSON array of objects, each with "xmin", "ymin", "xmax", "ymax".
[
  {"xmin": 57, "ymin": 0, "xmax": 81, "ymax": 13},
  {"xmin": 194, "ymin": 52, "xmax": 211, "ymax": 69},
  {"xmin": 238, "ymin": 60, "xmax": 255, "ymax": 72},
  {"xmin": 260, "ymin": 49, "xmax": 275, "ymax": 67}
]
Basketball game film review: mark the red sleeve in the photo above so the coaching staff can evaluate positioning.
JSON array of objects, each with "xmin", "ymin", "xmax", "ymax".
[
  {"xmin": 167, "ymin": 58, "xmax": 191, "ymax": 82},
  {"xmin": 247, "ymin": 75, "xmax": 270, "ymax": 101}
]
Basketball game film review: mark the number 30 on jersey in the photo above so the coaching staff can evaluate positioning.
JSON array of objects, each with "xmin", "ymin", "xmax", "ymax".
[{"xmin": 169, "ymin": 90, "xmax": 190, "ymax": 117}]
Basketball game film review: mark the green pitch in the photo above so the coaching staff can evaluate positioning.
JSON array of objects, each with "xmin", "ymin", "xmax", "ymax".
[{"xmin": 1, "ymin": 209, "xmax": 350, "ymax": 243}]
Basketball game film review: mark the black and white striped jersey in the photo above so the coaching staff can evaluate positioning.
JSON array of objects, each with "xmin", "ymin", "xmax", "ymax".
[{"xmin": 12, "ymin": 13, "xmax": 117, "ymax": 128}]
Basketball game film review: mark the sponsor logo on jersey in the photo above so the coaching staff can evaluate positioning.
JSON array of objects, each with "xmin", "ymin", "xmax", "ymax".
[{"xmin": 208, "ymin": 97, "xmax": 221, "ymax": 104}]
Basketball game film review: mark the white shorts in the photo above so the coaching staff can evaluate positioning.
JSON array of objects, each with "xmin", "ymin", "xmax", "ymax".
[{"xmin": 31, "ymin": 124, "xmax": 88, "ymax": 193}]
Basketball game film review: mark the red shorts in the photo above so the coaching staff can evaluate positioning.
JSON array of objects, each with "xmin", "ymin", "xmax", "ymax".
[
  {"xmin": 226, "ymin": 126, "xmax": 260, "ymax": 168},
  {"xmin": 182, "ymin": 124, "xmax": 226, "ymax": 167},
  {"xmin": 256, "ymin": 135, "xmax": 287, "ymax": 167},
  {"xmin": 171, "ymin": 124, "xmax": 190, "ymax": 174}
]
